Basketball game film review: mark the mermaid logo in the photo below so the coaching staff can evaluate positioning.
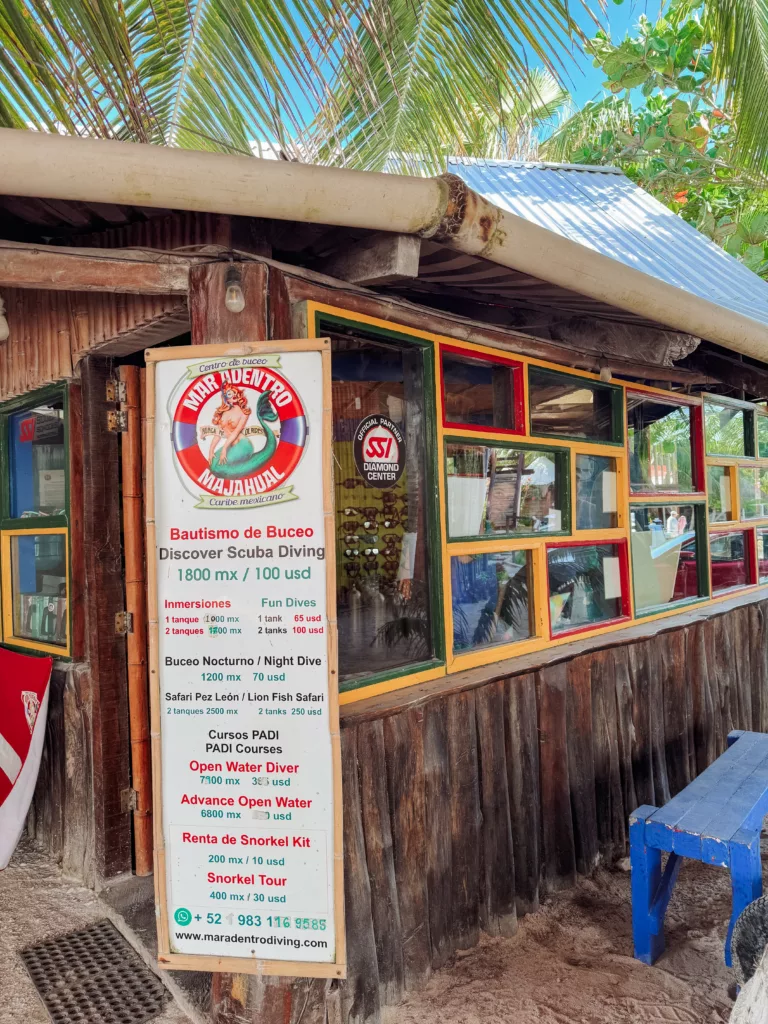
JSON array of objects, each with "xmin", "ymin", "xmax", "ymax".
[{"xmin": 172, "ymin": 359, "xmax": 308, "ymax": 509}]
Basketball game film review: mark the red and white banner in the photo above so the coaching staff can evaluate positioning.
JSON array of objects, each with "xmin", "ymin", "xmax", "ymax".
[{"xmin": 0, "ymin": 648, "xmax": 52, "ymax": 868}]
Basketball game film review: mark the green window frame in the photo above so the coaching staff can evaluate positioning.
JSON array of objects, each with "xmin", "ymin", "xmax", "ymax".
[
  {"xmin": 0, "ymin": 383, "xmax": 72, "ymax": 658},
  {"xmin": 703, "ymin": 394, "xmax": 756, "ymax": 458},
  {"xmin": 629, "ymin": 503, "xmax": 709, "ymax": 617},
  {"xmin": 315, "ymin": 310, "xmax": 445, "ymax": 694},
  {"xmin": 527, "ymin": 365, "xmax": 624, "ymax": 446},
  {"xmin": 444, "ymin": 437, "xmax": 570, "ymax": 541}
]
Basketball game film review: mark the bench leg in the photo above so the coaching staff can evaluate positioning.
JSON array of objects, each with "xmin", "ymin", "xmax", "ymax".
[
  {"xmin": 727, "ymin": 831, "xmax": 762, "ymax": 968},
  {"xmin": 630, "ymin": 806, "xmax": 666, "ymax": 965}
]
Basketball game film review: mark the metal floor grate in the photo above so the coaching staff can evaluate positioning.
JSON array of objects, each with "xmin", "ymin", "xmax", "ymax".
[{"xmin": 20, "ymin": 919, "xmax": 169, "ymax": 1024}]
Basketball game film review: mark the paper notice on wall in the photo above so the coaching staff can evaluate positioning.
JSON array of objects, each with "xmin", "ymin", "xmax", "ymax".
[
  {"xmin": 548, "ymin": 508, "xmax": 562, "ymax": 532},
  {"xmin": 603, "ymin": 556, "xmax": 622, "ymax": 600},
  {"xmin": 38, "ymin": 470, "xmax": 65, "ymax": 509},
  {"xmin": 602, "ymin": 471, "xmax": 617, "ymax": 513},
  {"xmin": 720, "ymin": 474, "xmax": 731, "ymax": 513}
]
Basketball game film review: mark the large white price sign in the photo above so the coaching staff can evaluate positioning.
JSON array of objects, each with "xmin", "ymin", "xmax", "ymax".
[{"xmin": 146, "ymin": 340, "xmax": 345, "ymax": 978}]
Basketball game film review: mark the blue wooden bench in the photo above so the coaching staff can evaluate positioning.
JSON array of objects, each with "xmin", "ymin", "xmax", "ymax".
[{"xmin": 630, "ymin": 730, "xmax": 768, "ymax": 967}]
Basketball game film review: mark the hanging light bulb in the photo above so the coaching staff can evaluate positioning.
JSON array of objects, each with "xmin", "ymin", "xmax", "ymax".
[
  {"xmin": 0, "ymin": 294, "xmax": 8, "ymax": 343},
  {"xmin": 224, "ymin": 266, "xmax": 245, "ymax": 314}
]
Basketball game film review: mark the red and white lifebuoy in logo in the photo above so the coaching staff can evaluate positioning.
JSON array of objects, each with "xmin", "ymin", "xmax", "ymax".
[
  {"xmin": 0, "ymin": 649, "xmax": 52, "ymax": 869},
  {"xmin": 172, "ymin": 366, "xmax": 308, "ymax": 501}
]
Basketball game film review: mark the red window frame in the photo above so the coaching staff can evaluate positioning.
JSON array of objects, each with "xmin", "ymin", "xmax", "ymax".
[
  {"xmin": 625, "ymin": 389, "xmax": 705, "ymax": 496},
  {"xmin": 545, "ymin": 537, "xmax": 631, "ymax": 640},
  {"xmin": 440, "ymin": 343, "xmax": 526, "ymax": 436},
  {"xmin": 709, "ymin": 528, "xmax": 756, "ymax": 593}
]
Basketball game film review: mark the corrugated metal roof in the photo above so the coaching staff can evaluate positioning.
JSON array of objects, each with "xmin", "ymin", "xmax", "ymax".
[{"xmin": 448, "ymin": 157, "xmax": 768, "ymax": 331}]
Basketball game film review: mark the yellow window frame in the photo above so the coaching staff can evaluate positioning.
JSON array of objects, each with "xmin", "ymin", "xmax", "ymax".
[
  {"xmin": 305, "ymin": 300, "xmax": 768, "ymax": 705},
  {"xmin": 1, "ymin": 526, "xmax": 70, "ymax": 657}
]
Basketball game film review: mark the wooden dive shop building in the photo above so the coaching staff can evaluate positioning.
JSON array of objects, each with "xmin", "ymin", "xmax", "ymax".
[{"xmin": 2, "ymin": 129, "xmax": 768, "ymax": 1023}]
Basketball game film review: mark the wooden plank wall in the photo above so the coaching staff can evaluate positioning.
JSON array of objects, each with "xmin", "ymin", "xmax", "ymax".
[
  {"xmin": 332, "ymin": 600, "xmax": 768, "ymax": 1024},
  {"xmin": 0, "ymin": 286, "xmax": 183, "ymax": 401}
]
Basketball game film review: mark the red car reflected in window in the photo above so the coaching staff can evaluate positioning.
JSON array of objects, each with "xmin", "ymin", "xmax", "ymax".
[{"xmin": 675, "ymin": 531, "xmax": 750, "ymax": 598}]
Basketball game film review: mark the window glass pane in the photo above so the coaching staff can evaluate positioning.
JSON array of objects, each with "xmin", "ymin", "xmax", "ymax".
[
  {"xmin": 331, "ymin": 330, "xmax": 434, "ymax": 683},
  {"xmin": 626, "ymin": 395, "xmax": 693, "ymax": 493},
  {"xmin": 9, "ymin": 399, "xmax": 66, "ymax": 518},
  {"xmin": 10, "ymin": 532, "xmax": 67, "ymax": 646},
  {"xmin": 630, "ymin": 504, "xmax": 703, "ymax": 612},
  {"xmin": 547, "ymin": 543, "xmax": 624, "ymax": 633},
  {"xmin": 708, "ymin": 466, "xmax": 733, "ymax": 523},
  {"xmin": 739, "ymin": 467, "xmax": 768, "ymax": 520},
  {"xmin": 757, "ymin": 528, "xmax": 768, "ymax": 583},
  {"xmin": 575, "ymin": 454, "xmax": 618, "ymax": 530},
  {"xmin": 710, "ymin": 530, "xmax": 750, "ymax": 592},
  {"xmin": 451, "ymin": 550, "xmax": 532, "ymax": 653},
  {"xmin": 446, "ymin": 443, "xmax": 565, "ymax": 537},
  {"xmin": 528, "ymin": 367, "xmax": 618, "ymax": 443},
  {"xmin": 705, "ymin": 401, "xmax": 747, "ymax": 456},
  {"xmin": 442, "ymin": 351, "xmax": 515, "ymax": 429},
  {"xmin": 758, "ymin": 414, "xmax": 768, "ymax": 459}
]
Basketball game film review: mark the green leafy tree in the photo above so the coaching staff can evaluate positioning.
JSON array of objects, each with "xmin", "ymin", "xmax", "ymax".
[{"xmin": 543, "ymin": 0, "xmax": 768, "ymax": 277}]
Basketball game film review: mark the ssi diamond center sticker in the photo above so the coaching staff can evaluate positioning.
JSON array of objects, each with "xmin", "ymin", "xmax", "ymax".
[{"xmin": 353, "ymin": 415, "xmax": 405, "ymax": 488}]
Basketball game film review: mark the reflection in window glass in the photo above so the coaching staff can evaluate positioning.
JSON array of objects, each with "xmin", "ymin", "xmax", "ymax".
[
  {"xmin": 9, "ymin": 399, "xmax": 66, "ymax": 519},
  {"xmin": 704, "ymin": 401, "xmax": 747, "ymax": 456},
  {"xmin": 630, "ymin": 504, "xmax": 703, "ymax": 613},
  {"xmin": 442, "ymin": 351, "xmax": 516, "ymax": 429},
  {"xmin": 547, "ymin": 543, "xmax": 624, "ymax": 634},
  {"xmin": 708, "ymin": 466, "xmax": 733, "ymax": 523},
  {"xmin": 740, "ymin": 467, "xmax": 768, "ymax": 520},
  {"xmin": 626, "ymin": 395, "xmax": 693, "ymax": 493},
  {"xmin": 331, "ymin": 331, "xmax": 434, "ymax": 683},
  {"xmin": 10, "ymin": 532, "xmax": 67, "ymax": 646},
  {"xmin": 757, "ymin": 528, "xmax": 768, "ymax": 583},
  {"xmin": 758, "ymin": 414, "xmax": 768, "ymax": 459},
  {"xmin": 575, "ymin": 454, "xmax": 618, "ymax": 530},
  {"xmin": 446, "ymin": 443, "xmax": 565, "ymax": 538},
  {"xmin": 528, "ymin": 367, "xmax": 619, "ymax": 443},
  {"xmin": 710, "ymin": 531, "xmax": 750, "ymax": 592},
  {"xmin": 452, "ymin": 551, "xmax": 532, "ymax": 653}
]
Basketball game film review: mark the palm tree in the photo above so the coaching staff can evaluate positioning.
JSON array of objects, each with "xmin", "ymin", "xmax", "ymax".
[{"xmin": 0, "ymin": 0, "xmax": 595, "ymax": 172}]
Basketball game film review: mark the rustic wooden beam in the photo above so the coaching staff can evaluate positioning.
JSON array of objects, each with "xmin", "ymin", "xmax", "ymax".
[
  {"xmin": 315, "ymin": 233, "xmax": 420, "ymax": 286},
  {"xmin": 278, "ymin": 268, "xmax": 714, "ymax": 385},
  {"xmin": 0, "ymin": 238, "xmax": 191, "ymax": 293},
  {"xmin": 81, "ymin": 355, "xmax": 133, "ymax": 879},
  {"xmin": 680, "ymin": 345, "xmax": 768, "ymax": 399},
  {"xmin": 188, "ymin": 261, "xmax": 268, "ymax": 344}
]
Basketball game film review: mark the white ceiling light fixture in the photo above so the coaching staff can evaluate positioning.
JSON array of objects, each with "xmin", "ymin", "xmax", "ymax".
[{"xmin": 0, "ymin": 295, "xmax": 9, "ymax": 343}]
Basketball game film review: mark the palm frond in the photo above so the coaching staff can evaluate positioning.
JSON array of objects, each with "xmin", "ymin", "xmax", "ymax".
[
  {"xmin": 541, "ymin": 93, "xmax": 632, "ymax": 163},
  {"xmin": 0, "ymin": 0, "xmax": 601, "ymax": 172},
  {"xmin": 706, "ymin": 0, "xmax": 768, "ymax": 177}
]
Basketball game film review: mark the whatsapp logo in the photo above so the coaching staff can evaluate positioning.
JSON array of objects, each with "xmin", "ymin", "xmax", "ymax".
[{"xmin": 174, "ymin": 907, "xmax": 192, "ymax": 927}]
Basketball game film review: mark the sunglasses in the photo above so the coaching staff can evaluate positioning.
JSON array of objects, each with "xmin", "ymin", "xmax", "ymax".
[
  {"xmin": 363, "ymin": 560, "xmax": 379, "ymax": 572},
  {"xmin": 341, "ymin": 478, "xmax": 363, "ymax": 489},
  {"xmin": 383, "ymin": 560, "xmax": 400, "ymax": 573},
  {"xmin": 344, "ymin": 563, "xmax": 361, "ymax": 576},
  {"xmin": 343, "ymin": 506, "xmax": 378, "ymax": 518},
  {"xmin": 383, "ymin": 533, "xmax": 400, "ymax": 544}
]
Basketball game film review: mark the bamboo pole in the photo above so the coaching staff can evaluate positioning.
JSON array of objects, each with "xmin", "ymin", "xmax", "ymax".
[{"xmin": 120, "ymin": 364, "xmax": 153, "ymax": 875}]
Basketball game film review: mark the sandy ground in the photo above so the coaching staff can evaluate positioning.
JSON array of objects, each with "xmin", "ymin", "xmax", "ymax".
[
  {"xmin": 0, "ymin": 835, "xmax": 754, "ymax": 1024},
  {"xmin": 394, "ymin": 860, "xmax": 739, "ymax": 1024},
  {"xmin": 0, "ymin": 837, "xmax": 191, "ymax": 1024}
]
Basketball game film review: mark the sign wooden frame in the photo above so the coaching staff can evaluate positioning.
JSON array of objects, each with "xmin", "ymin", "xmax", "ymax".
[{"xmin": 145, "ymin": 340, "xmax": 345, "ymax": 979}]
